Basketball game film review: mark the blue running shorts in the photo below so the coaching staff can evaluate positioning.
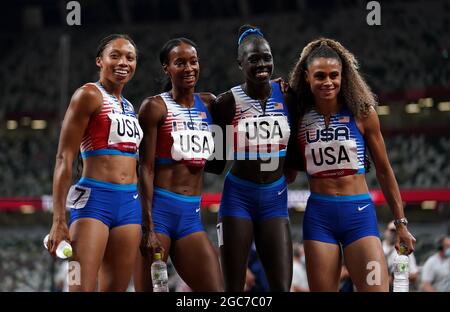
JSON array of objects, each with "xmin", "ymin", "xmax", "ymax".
[
  {"xmin": 303, "ymin": 192, "xmax": 380, "ymax": 248},
  {"xmin": 219, "ymin": 172, "xmax": 288, "ymax": 221},
  {"xmin": 152, "ymin": 186, "xmax": 205, "ymax": 240},
  {"xmin": 68, "ymin": 177, "xmax": 142, "ymax": 229}
]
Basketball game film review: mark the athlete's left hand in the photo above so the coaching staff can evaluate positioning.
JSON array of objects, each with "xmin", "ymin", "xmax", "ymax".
[
  {"xmin": 284, "ymin": 168, "xmax": 298, "ymax": 184},
  {"xmin": 395, "ymin": 225, "xmax": 416, "ymax": 255},
  {"xmin": 140, "ymin": 228, "xmax": 165, "ymax": 260}
]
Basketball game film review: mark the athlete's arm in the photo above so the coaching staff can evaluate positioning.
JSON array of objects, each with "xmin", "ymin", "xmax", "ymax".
[
  {"xmin": 198, "ymin": 92, "xmax": 216, "ymax": 111},
  {"xmin": 359, "ymin": 106, "xmax": 416, "ymax": 253},
  {"xmin": 283, "ymin": 90, "xmax": 303, "ymax": 179},
  {"xmin": 48, "ymin": 84, "xmax": 102, "ymax": 256},
  {"xmin": 138, "ymin": 96, "xmax": 166, "ymax": 256},
  {"xmin": 204, "ymin": 91, "xmax": 236, "ymax": 175}
]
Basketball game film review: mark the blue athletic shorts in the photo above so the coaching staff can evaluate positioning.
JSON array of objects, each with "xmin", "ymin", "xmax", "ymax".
[
  {"xmin": 218, "ymin": 172, "xmax": 288, "ymax": 221},
  {"xmin": 68, "ymin": 177, "xmax": 142, "ymax": 229},
  {"xmin": 303, "ymin": 192, "xmax": 380, "ymax": 248},
  {"xmin": 152, "ymin": 187, "xmax": 205, "ymax": 240}
]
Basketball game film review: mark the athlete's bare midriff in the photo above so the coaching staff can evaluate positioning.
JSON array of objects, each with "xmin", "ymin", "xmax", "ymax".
[
  {"xmin": 309, "ymin": 173, "xmax": 369, "ymax": 196},
  {"xmin": 231, "ymin": 157, "xmax": 286, "ymax": 184},
  {"xmin": 82, "ymin": 155, "xmax": 138, "ymax": 184},
  {"xmin": 154, "ymin": 163, "xmax": 204, "ymax": 196}
]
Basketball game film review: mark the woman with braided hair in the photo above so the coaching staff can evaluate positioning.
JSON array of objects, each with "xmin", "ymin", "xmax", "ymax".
[{"xmin": 289, "ymin": 38, "xmax": 416, "ymax": 291}]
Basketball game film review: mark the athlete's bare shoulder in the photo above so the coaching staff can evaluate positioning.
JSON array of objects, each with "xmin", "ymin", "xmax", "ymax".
[
  {"xmin": 198, "ymin": 92, "xmax": 216, "ymax": 111},
  {"xmin": 139, "ymin": 95, "xmax": 167, "ymax": 126},
  {"xmin": 211, "ymin": 90, "xmax": 235, "ymax": 124},
  {"xmin": 69, "ymin": 83, "xmax": 103, "ymax": 115}
]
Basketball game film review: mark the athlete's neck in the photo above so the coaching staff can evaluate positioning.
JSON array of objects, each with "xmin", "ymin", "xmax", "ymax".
[
  {"xmin": 99, "ymin": 78, "xmax": 124, "ymax": 99},
  {"xmin": 243, "ymin": 81, "xmax": 272, "ymax": 101},
  {"xmin": 314, "ymin": 97, "xmax": 341, "ymax": 116},
  {"xmin": 170, "ymin": 87, "xmax": 195, "ymax": 108}
]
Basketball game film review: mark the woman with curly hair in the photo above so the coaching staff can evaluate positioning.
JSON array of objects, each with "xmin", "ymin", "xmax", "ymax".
[{"xmin": 289, "ymin": 38, "xmax": 416, "ymax": 291}]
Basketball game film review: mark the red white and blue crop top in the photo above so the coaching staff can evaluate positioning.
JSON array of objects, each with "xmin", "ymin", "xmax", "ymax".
[
  {"xmin": 80, "ymin": 82, "xmax": 143, "ymax": 158},
  {"xmin": 155, "ymin": 92, "xmax": 214, "ymax": 167},
  {"xmin": 230, "ymin": 81, "xmax": 291, "ymax": 159},
  {"xmin": 298, "ymin": 107, "xmax": 366, "ymax": 178}
]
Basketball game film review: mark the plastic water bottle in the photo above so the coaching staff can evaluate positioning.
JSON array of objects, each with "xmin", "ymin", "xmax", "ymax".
[
  {"xmin": 43, "ymin": 234, "xmax": 73, "ymax": 259},
  {"xmin": 151, "ymin": 252, "xmax": 169, "ymax": 292},
  {"xmin": 393, "ymin": 244, "xmax": 409, "ymax": 292}
]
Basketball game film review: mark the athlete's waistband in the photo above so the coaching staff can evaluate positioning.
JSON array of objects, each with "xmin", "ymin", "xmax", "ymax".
[
  {"xmin": 155, "ymin": 157, "xmax": 176, "ymax": 165},
  {"xmin": 78, "ymin": 177, "xmax": 137, "ymax": 191},
  {"xmin": 153, "ymin": 186, "xmax": 201, "ymax": 203},
  {"xmin": 81, "ymin": 149, "xmax": 138, "ymax": 158},
  {"xmin": 309, "ymin": 192, "xmax": 372, "ymax": 202},
  {"xmin": 226, "ymin": 171, "xmax": 286, "ymax": 189}
]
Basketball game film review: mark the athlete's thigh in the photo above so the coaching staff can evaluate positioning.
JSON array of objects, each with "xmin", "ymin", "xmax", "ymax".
[
  {"xmin": 219, "ymin": 216, "xmax": 254, "ymax": 291},
  {"xmin": 254, "ymin": 217, "xmax": 292, "ymax": 291},
  {"xmin": 170, "ymin": 231, "xmax": 223, "ymax": 291},
  {"xmin": 343, "ymin": 236, "xmax": 389, "ymax": 292},
  {"xmin": 304, "ymin": 240, "xmax": 342, "ymax": 292},
  {"xmin": 98, "ymin": 224, "xmax": 141, "ymax": 291},
  {"xmin": 69, "ymin": 218, "xmax": 109, "ymax": 291}
]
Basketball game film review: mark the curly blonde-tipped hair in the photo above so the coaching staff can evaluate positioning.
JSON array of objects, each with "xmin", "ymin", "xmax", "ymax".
[{"xmin": 289, "ymin": 38, "xmax": 377, "ymax": 117}]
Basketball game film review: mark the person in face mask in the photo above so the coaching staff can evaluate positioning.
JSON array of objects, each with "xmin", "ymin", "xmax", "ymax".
[
  {"xmin": 382, "ymin": 221, "xmax": 419, "ymax": 290},
  {"xmin": 421, "ymin": 236, "xmax": 450, "ymax": 292}
]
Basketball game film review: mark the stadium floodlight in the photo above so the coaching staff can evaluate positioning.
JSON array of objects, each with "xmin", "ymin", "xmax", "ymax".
[
  {"xmin": 437, "ymin": 101, "xmax": 450, "ymax": 111},
  {"xmin": 421, "ymin": 201, "xmax": 437, "ymax": 210},
  {"xmin": 405, "ymin": 103, "xmax": 420, "ymax": 114},
  {"xmin": 20, "ymin": 116, "xmax": 31, "ymax": 126},
  {"xmin": 376, "ymin": 105, "xmax": 390, "ymax": 115},
  {"xmin": 31, "ymin": 120, "xmax": 47, "ymax": 130},
  {"xmin": 418, "ymin": 97, "xmax": 433, "ymax": 108},
  {"xmin": 6, "ymin": 120, "xmax": 18, "ymax": 130}
]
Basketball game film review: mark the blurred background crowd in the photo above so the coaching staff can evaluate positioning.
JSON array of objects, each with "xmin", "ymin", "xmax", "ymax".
[{"xmin": 0, "ymin": 0, "xmax": 448, "ymax": 291}]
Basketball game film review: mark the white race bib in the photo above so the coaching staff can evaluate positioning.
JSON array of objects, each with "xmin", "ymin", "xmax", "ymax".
[
  {"xmin": 170, "ymin": 129, "xmax": 215, "ymax": 161},
  {"xmin": 108, "ymin": 113, "xmax": 143, "ymax": 148},
  {"xmin": 66, "ymin": 185, "xmax": 91, "ymax": 209},
  {"xmin": 236, "ymin": 115, "xmax": 290, "ymax": 150},
  {"xmin": 216, "ymin": 222, "xmax": 223, "ymax": 247},
  {"xmin": 305, "ymin": 139, "xmax": 359, "ymax": 176}
]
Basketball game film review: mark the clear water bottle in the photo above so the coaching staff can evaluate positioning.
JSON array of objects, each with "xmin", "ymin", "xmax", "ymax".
[
  {"xmin": 43, "ymin": 234, "xmax": 73, "ymax": 259},
  {"xmin": 393, "ymin": 245, "xmax": 409, "ymax": 292},
  {"xmin": 151, "ymin": 252, "xmax": 169, "ymax": 292}
]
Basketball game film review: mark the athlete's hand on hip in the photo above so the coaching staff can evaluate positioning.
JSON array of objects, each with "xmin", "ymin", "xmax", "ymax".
[
  {"xmin": 140, "ymin": 229, "xmax": 165, "ymax": 259},
  {"xmin": 48, "ymin": 221, "xmax": 70, "ymax": 257},
  {"xmin": 395, "ymin": 225, "xmax": 416, "ymax": 255}
]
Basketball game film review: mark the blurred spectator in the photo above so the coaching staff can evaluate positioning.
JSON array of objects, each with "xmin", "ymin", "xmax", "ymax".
[
  {"xmin": 54, "ymin": 260, "xmax": 69, "ymax": 292},
  {"xmin": 421, "ymin": 235, "xmax": 450, "ymax": 292}
]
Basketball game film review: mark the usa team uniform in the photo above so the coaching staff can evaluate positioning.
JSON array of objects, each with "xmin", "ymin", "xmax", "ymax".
[
  {"xmin": 152, "ymin": 92, "xmax": 214, "ymax": 240},
  {"xmin": 219, "ymin": 81, "xmax": 291, "ymax": 221},
  {"xmin": 69, "ymin": 82, "xmax": 143, "ymax": 228},
  {"xmin": 299, "ymin": 107, "xmax": 380, "ymax": 247}
]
